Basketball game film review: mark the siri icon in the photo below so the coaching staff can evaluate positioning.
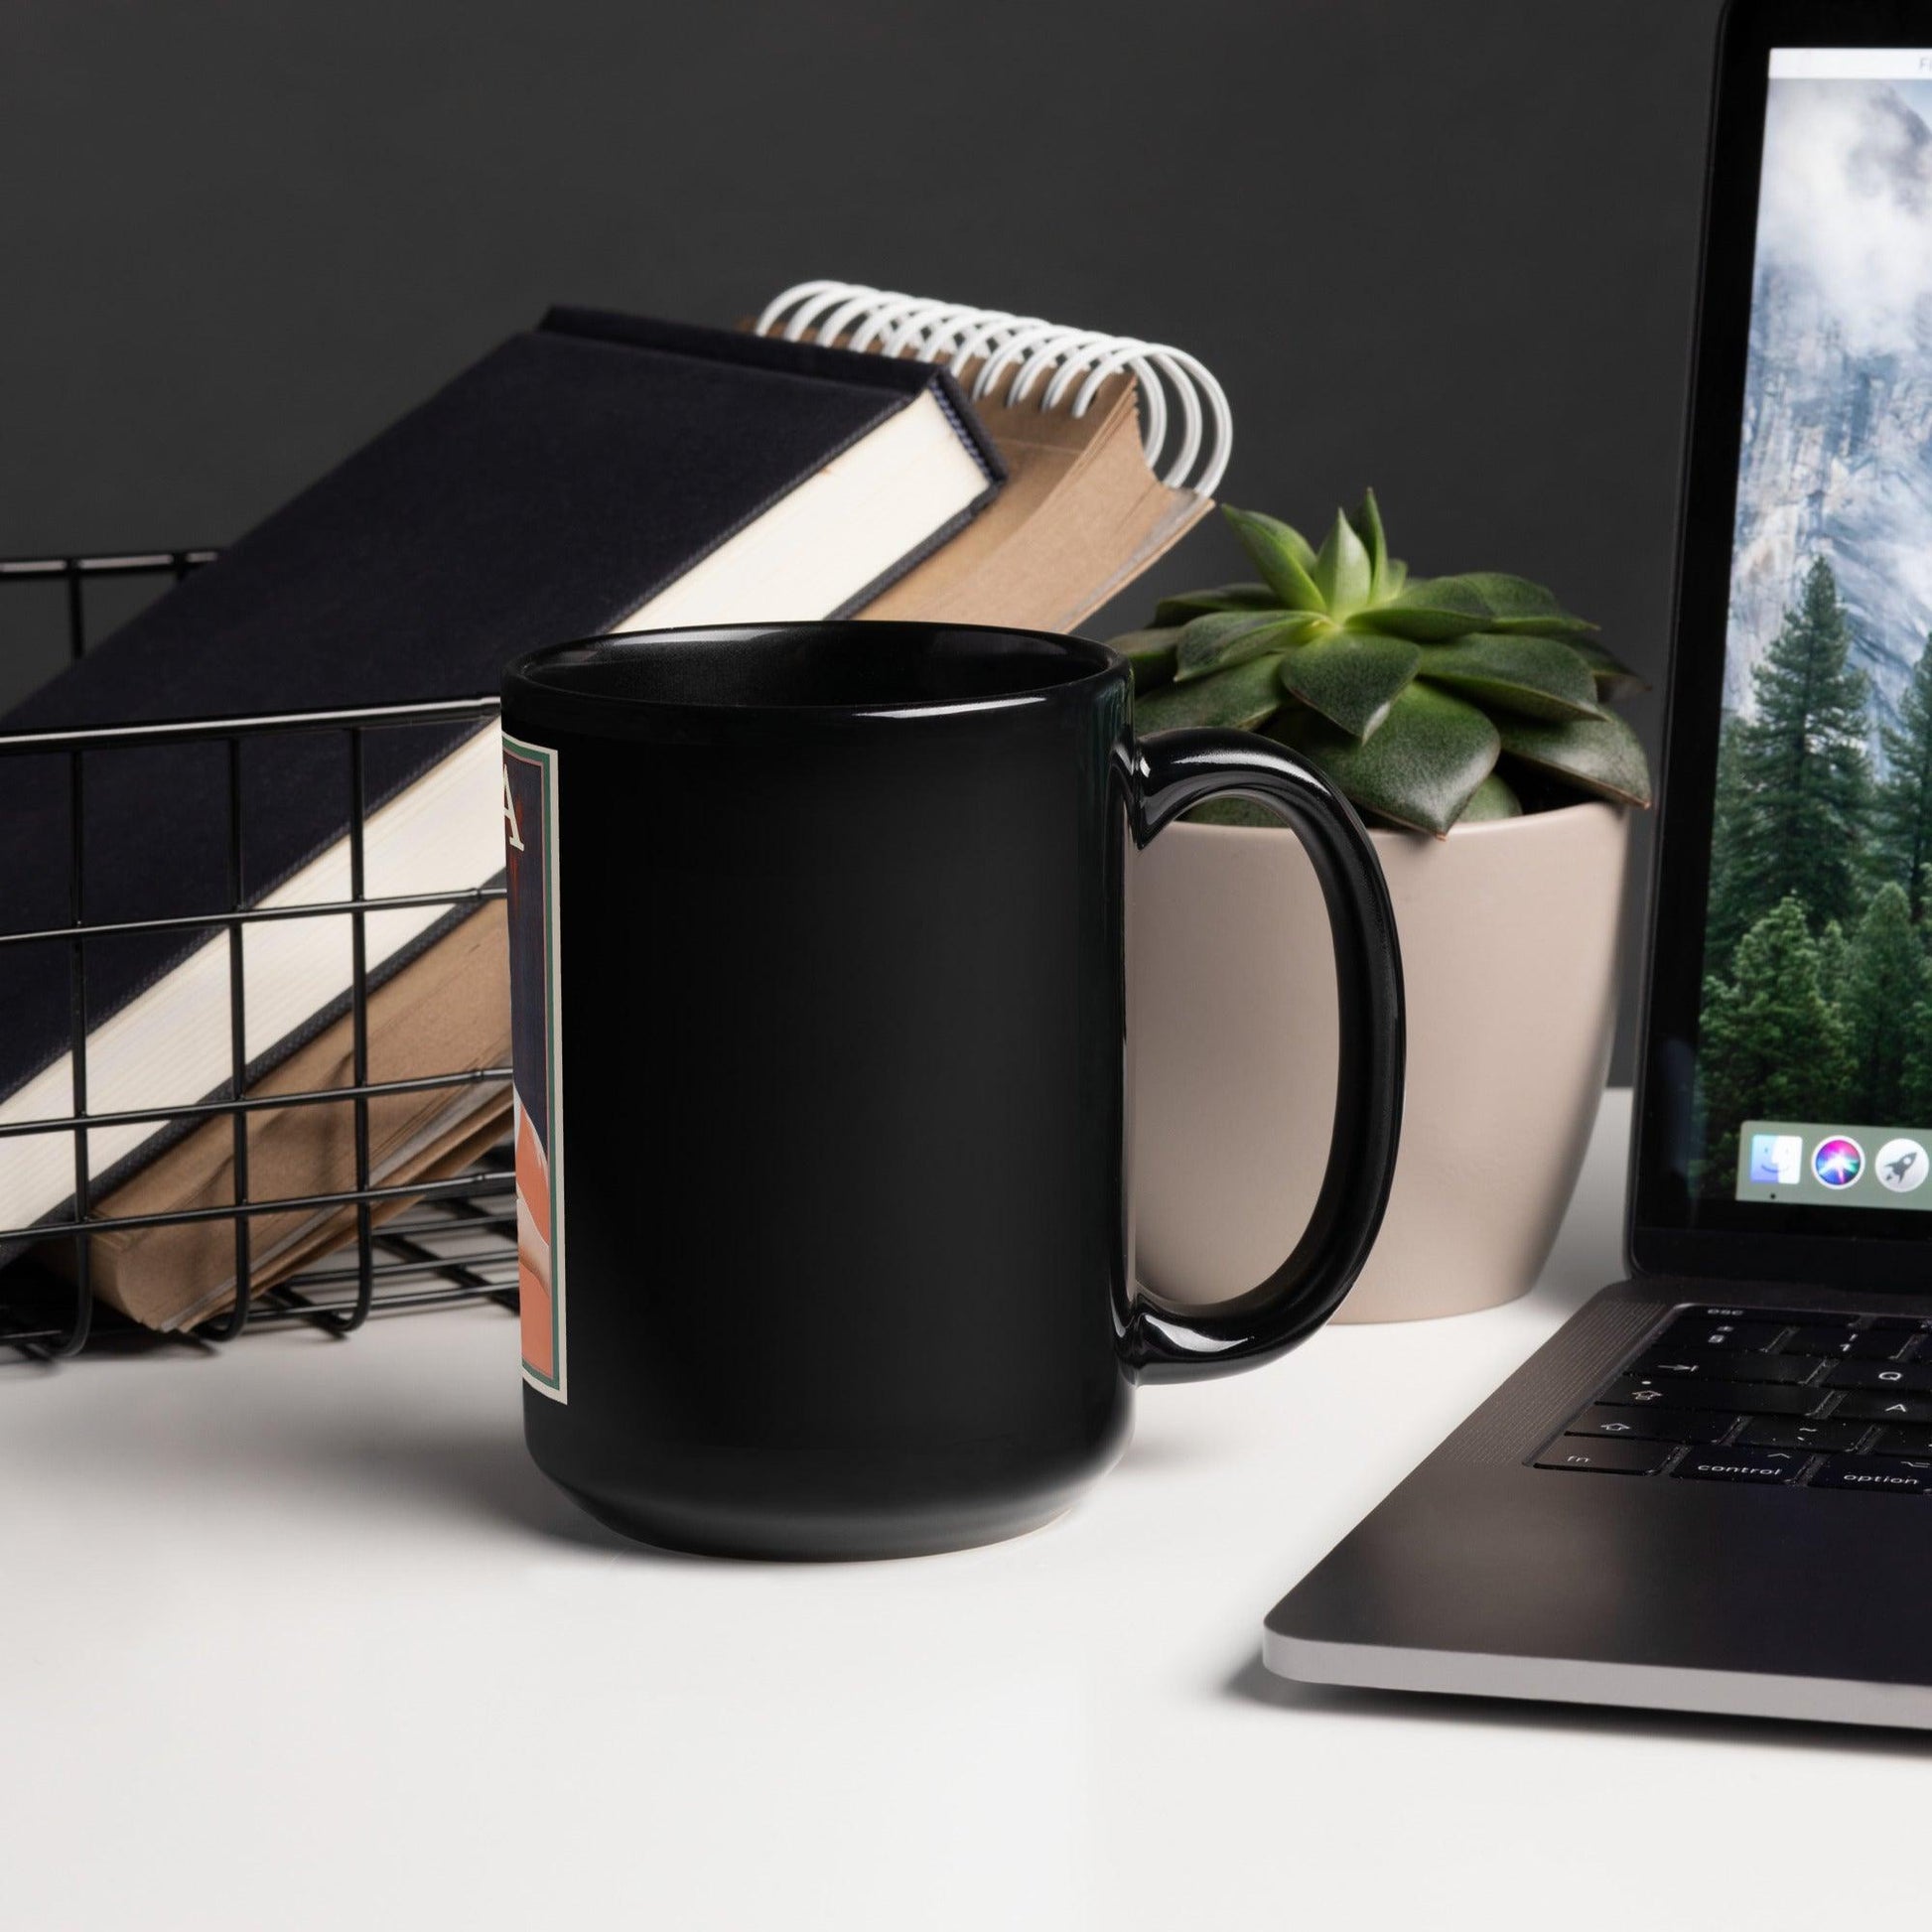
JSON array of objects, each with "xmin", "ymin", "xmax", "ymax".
[{"xmin": 1812, "ymin": 1136, "xmax": 1864, "ymax": 1189}]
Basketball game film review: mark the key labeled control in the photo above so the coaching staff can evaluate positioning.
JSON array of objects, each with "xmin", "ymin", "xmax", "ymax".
[{"xmin": 1672, "ymin": 1447, "xmax": 1806, "ymax": 1483}]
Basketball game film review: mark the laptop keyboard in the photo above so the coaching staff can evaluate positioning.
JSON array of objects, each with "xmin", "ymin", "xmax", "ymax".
[{"xmin": 1534, "ymin": 1306, "xmax": 1932, "ymax": 1491}]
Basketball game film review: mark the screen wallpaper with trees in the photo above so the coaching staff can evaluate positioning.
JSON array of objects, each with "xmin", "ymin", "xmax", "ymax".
[{"xmin": 1694, "ymin": 71, "xmax": 1932, "ymax": 1194}]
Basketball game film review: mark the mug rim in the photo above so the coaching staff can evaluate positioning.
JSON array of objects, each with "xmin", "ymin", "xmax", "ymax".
[{"xmin": 501, "ymin": 620, "xmax": 1125, "ymax": 728}]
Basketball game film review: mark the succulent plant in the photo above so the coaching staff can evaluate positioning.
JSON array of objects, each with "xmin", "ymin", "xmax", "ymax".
[{"xmin": 1113, "ymin": 493, "xmax": 1652, "ymax": 835}]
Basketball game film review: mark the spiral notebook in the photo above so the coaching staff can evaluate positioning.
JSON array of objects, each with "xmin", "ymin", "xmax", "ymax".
[{"xmin": 756, "ymin": 282, "xmax": 1231, "ymax": 631}]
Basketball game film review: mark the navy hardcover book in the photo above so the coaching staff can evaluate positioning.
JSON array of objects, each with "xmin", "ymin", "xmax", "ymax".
[{"xmin": 0, "ymin": 308, "xmax": 1003, "ymax": 1248}]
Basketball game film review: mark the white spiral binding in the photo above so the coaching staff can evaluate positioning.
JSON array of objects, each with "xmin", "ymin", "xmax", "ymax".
[{"xmin": 754, "ymin": 280, "xmax": 1232, "ymax": 497}]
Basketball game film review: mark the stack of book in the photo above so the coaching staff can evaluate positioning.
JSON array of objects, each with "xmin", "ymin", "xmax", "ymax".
[{"xmin": 0, "ymin": 285, "xmax": 1229, "ymax": 1329}]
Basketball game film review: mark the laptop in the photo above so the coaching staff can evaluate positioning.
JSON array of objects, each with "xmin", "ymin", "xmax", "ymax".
[{"xmin": 1263, "ymin": 0, "xmax": 1932, "ymax": 1730}]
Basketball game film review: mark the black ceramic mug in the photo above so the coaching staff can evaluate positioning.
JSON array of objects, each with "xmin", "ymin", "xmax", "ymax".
[{"xmin": 499, "ymin": 621, "xmax": 1402, "ymax": 1559}]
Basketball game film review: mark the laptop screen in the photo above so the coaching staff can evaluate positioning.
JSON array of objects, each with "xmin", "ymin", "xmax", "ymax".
[{"xmin": 1693, "ymin": 47, "xmax": 1932, "ymax": 1217}]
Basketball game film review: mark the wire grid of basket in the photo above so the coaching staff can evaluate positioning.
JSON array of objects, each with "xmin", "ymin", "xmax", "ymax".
[{"xmin": 0, "ymin": 549, "xmax": 518, "ymax": 1359}]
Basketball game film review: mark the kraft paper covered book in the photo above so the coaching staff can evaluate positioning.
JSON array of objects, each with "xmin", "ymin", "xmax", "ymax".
[{"xmin": 754, "ymin": 279, "xmax": 1232, "ymax": 632}]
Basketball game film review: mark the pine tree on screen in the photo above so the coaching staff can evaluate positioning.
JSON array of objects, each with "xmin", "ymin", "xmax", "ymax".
[
  {"xmin": 1872, "ymin": 636, "xmax": 1932, "ymax": 923},
  {"xmin": 1838, "ymin": 883, "xmax": 1929, "ymax": 1122},
  {"xmin": 1815, "ymin": 917, "xmax": 1849, "ymax": 995},
  {"xmin": 1704, "ymin": 560, "xmax": 1871, "ymax": 965},
  {"xmin": 1695, "ymin": 895, "xmax": 1850, "ymax": 1187},
  {"xmin": 1902, "ymin": 972, "xmax": 1932, "ymax": 1123},
  {"xmin": 1703, "ymin": 716, "xmax": 1749, "ymax": 974}
]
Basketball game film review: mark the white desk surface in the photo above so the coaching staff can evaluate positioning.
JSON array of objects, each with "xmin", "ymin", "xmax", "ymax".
[{"xmin": 7, "ymin": 1086, "xmax": 1927, "ymax": 1930}]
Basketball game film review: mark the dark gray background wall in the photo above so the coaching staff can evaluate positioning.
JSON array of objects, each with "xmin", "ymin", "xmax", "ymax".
[{"xmin": 0, "ymin": 0, "xmax": 1728, "ymax": 1075}]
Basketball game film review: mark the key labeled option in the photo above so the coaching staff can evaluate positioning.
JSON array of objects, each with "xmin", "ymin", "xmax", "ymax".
[{"xmin": 1811, "ymin": 1455, "xmax": 1932, "ymax": 1494}]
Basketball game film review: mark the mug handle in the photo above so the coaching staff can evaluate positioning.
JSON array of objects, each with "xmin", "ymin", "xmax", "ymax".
[{"xmin": 1121, "ymin": 727, "xmax": 1405, "ymax": 1382}]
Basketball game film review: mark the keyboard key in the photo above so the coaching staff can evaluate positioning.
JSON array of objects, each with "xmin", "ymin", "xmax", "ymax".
[
  {"xmin": 1601, "ymin": 1378, "xmax": 1824, "ymax": 1416},
  {"xmin": 1566, "ymin": 1407, "xmax": 1733, "ymax": 1444},
  {"xmin": 1811, "ymin": 1455, "xmax": 1932, "ymax": 1494},
  {"xmin": 1844, "ymin": 1331, "xmax": 1922, "ymax": 1359},
  {"xmin": 1536, "ymin": 1439, "xmax": 1674, "ymax": 1474},
  {"xmin": 1780, "ymin": 1325, "xmax": 1915, "ymax": 1360},
  {"xmin": 1659, "ymin": 1314, "xmax": 1787, "ymax": 1353},
  {"xmin": 1832, "ymin": 1392, "xmax": 1932, "ymax": 1425},
  {"xmin": 1736, "ymin": 1417, "xmax": 1868, "ymax": 1452},
  {"xmin": 1631, "ymin": 1350, "xmax": 1821, "ymax": 1384},
  {"xmin": 1823, "ymin": 1361, "xmax": 1932, "ymax": 1392},
  {"xmin": 1672, "ymin": 1446, "xmax": 1808, "ymax": 1483},
  {"xmin": 1780, "ymin": 1323, "xmax": 1867, "ymax": 1356},
  {"xmin": 1579, "ymin": 1313, "xmax": 1932, "ymax": 1501}
]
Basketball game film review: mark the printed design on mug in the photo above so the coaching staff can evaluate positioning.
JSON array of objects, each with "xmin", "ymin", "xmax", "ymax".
[{"xmin": 503, "ymin": 734, "xmax": 566, "ymax": 1401}]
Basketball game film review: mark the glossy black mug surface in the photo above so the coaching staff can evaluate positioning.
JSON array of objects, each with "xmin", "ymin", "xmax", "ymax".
[{"xmin": 500, "ymin": 622, "xmax": 1402, "ymax": 1559}]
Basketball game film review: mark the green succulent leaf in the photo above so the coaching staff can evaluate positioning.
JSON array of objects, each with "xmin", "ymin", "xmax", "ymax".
[
  {"xmin": 1274, "ymin": 682, "xmax": 1501, "ymax": 836},
  {"xmin": 1348, "ymin": 488, "xmax": 1389, "ymax": 596},
  {"xmin": 1455, "ymin": 772, "xmax": 1523, "ymax": 822},
  {"xmin": 1275, "ymin": 629, "xmax": 1421, "ymax": 739},
  {"xmin": 1220, "ymin": 506, "xmax": 1325, "ymax": 612},
  {"xmin": 1566, "ymin": 635, "xmax": 1650, "ymax": 701},
  {"xmin": 1133, "ymin": 496, "xmax": 1651, "ymax": 824},
  {"xmin": 1227, "ymin": 508, "xmax": 1316, "ymax": 572},
  {"xmin": 1153, "ymin": 582, "xmax": 1277, "ymax": 626},
  {"xmin": 1311, "ymin": 508, "xmax": 1374, "ymax": 616},
  {"xmin": 1416, "ymin": 631, "xmax": 1603, "ymax": 722},
  {"xmin": 1497, "ymin": 710, "xmax": 1653, "ymax": 806},
  {"xmin": 1134, "ymin": 652, "xmax": 1287, "ymax": 733},
  {"xmin": 1449, "ymin": 573, "xmax": 1597, "ymax": 634},
  {"xmin": 1112, "ymin": 627, "xmax": 1179, "ymax": 691},
  {"xmin": 1173, "ymin": 612, "xmax": 1318, "ymax": 682},
  {"xmin": 1355, "ymin": 572, "xmax": 1596, "ymax": 641}
]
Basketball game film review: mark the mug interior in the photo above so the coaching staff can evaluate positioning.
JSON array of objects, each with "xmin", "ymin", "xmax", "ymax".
[{"xmin": 510, "ymin": 622, "xmax": 1119, "ymax": 714}]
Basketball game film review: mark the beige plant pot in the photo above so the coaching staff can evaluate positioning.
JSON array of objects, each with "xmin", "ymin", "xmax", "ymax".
[{"xmin": 1127, "ymin": 799, "xmax": 1630, "ymax": 1323}]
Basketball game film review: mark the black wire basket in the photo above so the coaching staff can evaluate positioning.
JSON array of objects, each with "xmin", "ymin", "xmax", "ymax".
[{"xmin": 0, "ymin": 549, "xmax": 517, "ymax": 1359}]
